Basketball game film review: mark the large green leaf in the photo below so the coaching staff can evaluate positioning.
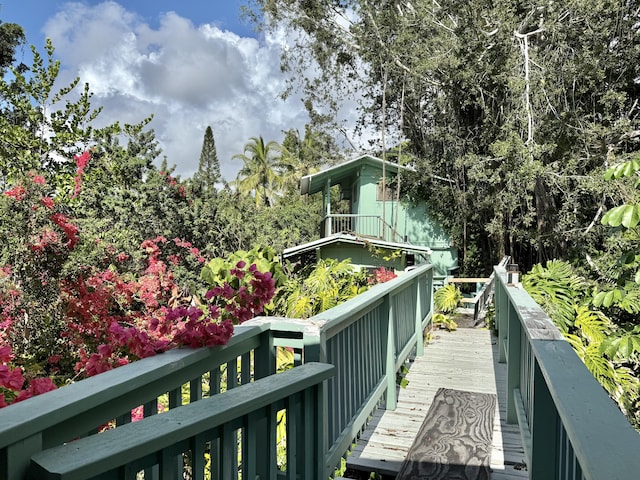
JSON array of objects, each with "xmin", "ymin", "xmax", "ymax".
[
  {"xmin": 593, "ymin": 288, "xmax": 623, "ymax": 308},
  {"xmin": 601, "ymin": 204, "xmax": 640, "ymax": 228},
  {"xmin": 605, "ymin": 157, "xmax": 640, "ymax": 180},
  {"xmin": 601, "ymin": 332, "xmax": 640, "ymax": 360}
]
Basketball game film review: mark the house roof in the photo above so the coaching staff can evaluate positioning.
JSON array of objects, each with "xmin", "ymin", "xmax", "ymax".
[
  {"xmin": 300, "ymin": 154, "xmax": 413, "ymax": 195},
  {"xmin": 282, "ymin": 233, "xmax": 433, "ymax": 259}
]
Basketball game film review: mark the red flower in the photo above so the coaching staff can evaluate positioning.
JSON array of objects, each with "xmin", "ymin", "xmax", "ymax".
[
  {"xmin": 4, "ymin": 185, "xmax": 25, "ymax": 201},
  {"xmin": 40, "ymin": 197, "xmax": 55, "ymax": 210},
  {"xmin": 72, "ymin": 151, "xmax": 91, "ymax": 198}
]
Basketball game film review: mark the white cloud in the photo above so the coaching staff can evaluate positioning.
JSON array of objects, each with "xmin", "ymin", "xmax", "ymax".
[{"xmin": 42, "ymin": 1, "xmax": 310, "ymax": 180}]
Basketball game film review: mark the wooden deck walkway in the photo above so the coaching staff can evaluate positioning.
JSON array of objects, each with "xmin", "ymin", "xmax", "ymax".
[{"xmin": 346, "ymin": 327, "xmax": 529, "ymax": 479}]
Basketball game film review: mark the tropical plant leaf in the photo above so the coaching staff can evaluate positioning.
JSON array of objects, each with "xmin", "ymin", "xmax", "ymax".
[
  {"xmin": 601, "ymin": 204, "xmax": 640, "ymax": 228},
  {"xmin": 574, "ymin": 306, "xmax": 610, "ymax": 344},
  {"xmin": 601, "ymin": 331, "xmax": 640, "ymax": 360},
  {"xmin": 434, "ymin": 283, "xmax": 462, "ymax": 314},
  {"xmin": 523, "ymin": 260, "xmax": 585, "ymax": 333},
  {"xmin": 604, "ymin": 157, "xmax": 640, "ymax": 180}
]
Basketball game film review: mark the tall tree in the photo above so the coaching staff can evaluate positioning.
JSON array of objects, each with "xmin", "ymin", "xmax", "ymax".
[
  {"xmin": 249, "ymin": 0, "xmax": 640, "ymax": 274},
  {"xmin": 192, "ymin": 125, "xmax": 221, "ymax": 195},
  {"xmin": 0, "ymin": 39, "xmax": 104, "ymax": 187},
  {"xmin": 233, "ymin": 136, "xmax": 283, "ymax": 207},
  {"xmin": 0, "ymin": 19, "xmax": 25, "ymax": 74}
]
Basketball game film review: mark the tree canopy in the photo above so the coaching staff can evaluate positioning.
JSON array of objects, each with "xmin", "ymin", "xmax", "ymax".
[{"xmin": 249, "ymin": 0, "xmax": 640, "ymax": 274}]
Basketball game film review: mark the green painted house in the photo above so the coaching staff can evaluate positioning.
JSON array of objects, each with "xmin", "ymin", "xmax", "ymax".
[{"xmin": 283, "ymin": 155, "xmax": 457, "ymax": 279}]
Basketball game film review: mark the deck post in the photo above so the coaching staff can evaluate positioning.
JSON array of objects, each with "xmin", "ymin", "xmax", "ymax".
[
  {"xmin": 530, "ymin": 358, "xmax": 559, "ymax": 480},
  {"xmin": 383, "ymin": 294, "xmax": 397, "ymax": 410},
  {"xmin": 414, "ymin": 277, "xmax": 424, "ymax": 357},
  {"xmin": 506, "ymin": 298, "xmax": 522, "ymax": 424}
]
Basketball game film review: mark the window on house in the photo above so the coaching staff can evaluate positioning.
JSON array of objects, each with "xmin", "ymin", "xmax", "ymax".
[{"xmin": 376, "ymin": 181, "xmax": 397, "ymax": 201}]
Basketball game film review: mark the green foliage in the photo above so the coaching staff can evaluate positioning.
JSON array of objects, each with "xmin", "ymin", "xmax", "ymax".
[
  {"xmin": 432, "ymin": 312, "xmax": 458, "ymax": 332},
  {"xmin": 601, "ymin": 325, "xmax": 640, "ymax": 362},
  {"xmin": 0, "ymin": 39, "xmax": 106, "ymax": 185},
  {"xmin": 433, "ymin": 284, "xmax": 462, "ymax": 314},
  {"xmin": 248, "ymin": 0, "xmax": 640, "ymax": 274},
  {"xmin": 276, "ymin": 258, "xmax": 369, "ymax": 318},
  {"xmin": 522, "ymin": 260, "xmax": 588, "ymax": 333},
  {"xmin": 202, "ymin": 245, "xmax": 286, "ymax": 287},
  {"xmin": 524, "ymin": 261, "xmax": 640, "ymax": 427},
  {"xmin": 201, "ymin": 245, "xmax": 286, "ymax": 314},
  {"xmin": 192, "ymin": 126, "xmax": 221, "ymax": 196},
  {"xmin": 0, "ymin": 20, "xmax": 25, "ymax": 73},
  {"xmin": 396, "ymin": 363, "xmax": 410, "ymax": 388},
  {"xmin": 232, "ymin": 136, "xmax": 284, "ymax": 208}
]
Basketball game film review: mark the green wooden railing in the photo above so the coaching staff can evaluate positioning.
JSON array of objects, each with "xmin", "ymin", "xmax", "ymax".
[
  {"xmin": 0, "ymin": 263, "xmax": 434, "ymax": 480},
  {"xmin": 494, "ymin": 264, "xmax": 640, "ymax": 480},
  {"xmin": 323, "ymin": 213, "xmax": 405, "ymax": 243}
]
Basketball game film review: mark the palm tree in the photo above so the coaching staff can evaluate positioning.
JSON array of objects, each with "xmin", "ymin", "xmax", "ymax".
[{"xmin": 232, "ymin": 136, "xmax": 283, "ymax": 207}]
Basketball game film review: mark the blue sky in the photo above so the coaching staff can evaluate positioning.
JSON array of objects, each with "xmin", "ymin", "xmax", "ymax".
[
  {"xmin": 0, "ymin": 1, "xmax": 367, "ymax": 179},
  {"xmin": 1, "ymin": 1, "xmax": 257, "ymax": 46},
  {"xmin": 0, "ymin": 1, "xmax": 317, "ymax": 180}
]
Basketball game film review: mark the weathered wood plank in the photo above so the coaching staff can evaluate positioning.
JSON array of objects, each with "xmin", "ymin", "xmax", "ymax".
[
  {"xmin": 347, "ymin": 328, "xmax": 529, "ymax": 480},
  {"xmin": 396, "ymin": 388, "xmax": 496, "ymax": 480},
  {"xmin": 447, "ymin": 278, "xmax": 490, "ymax": 283}
]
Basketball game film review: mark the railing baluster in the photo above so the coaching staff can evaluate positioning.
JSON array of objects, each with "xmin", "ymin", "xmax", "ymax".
[
  {"xmin": 190, "ymin": 433, "xmax": 207, "ymax": 480},
  {"xmin": 384, "ymin": 293, "xmax": 397, "ymax": 410}
]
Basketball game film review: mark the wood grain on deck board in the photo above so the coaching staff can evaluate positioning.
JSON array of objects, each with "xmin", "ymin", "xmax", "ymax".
[
  {"xmin": 396, "ymin": 388, "xmax": 496, "ymax": 480},
  {"xmin": 346, "ymin": 328, "xmax": 529, "ymax": 479}
]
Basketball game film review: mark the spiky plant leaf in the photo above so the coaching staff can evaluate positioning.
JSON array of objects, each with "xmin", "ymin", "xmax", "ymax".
[
  {"xmin": 574, "ymin": 306, "xmax": 610, "ymax": 345},
  {"xmin": 434, "ymin": 284, "xmax": 462, "ymax": 314},
  {"xmin": 523, "ymin": 260, "xmax": 586, "ymax": 333}
]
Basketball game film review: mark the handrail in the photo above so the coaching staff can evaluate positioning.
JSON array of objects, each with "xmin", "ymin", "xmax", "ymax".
[
  {"xmin": 307, "ymin": 263, "xmax": 433, "ymax": 476},
  {"xmin": 30, "ymin": 363, "xmax": 335, "ymax": 480},
  {"xmin": 494, "ymin": 264, "xmax": 640, "ymax": 480},
  {"xmin": 323, "ymin": 213, "xmax": 405, "ymax": 243},
  {"xmin": 0, "ymin": 324, "xmax": 276, "ymax": 479},
  {"xmin": 4, "ymin": 263, "xmax": 434, "ymax": 480}
]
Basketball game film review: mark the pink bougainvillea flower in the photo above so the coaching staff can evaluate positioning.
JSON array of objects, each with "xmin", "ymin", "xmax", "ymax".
[
  {"xmin": 31, "ymin": 174, "xmax": 46, "ymax": 185},
  {"xmin": 0, "ymin": 346, "xmax": 12, "ymax": 363}
]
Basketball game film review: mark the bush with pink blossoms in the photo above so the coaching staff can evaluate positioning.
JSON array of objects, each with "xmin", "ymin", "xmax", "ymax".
[{"xmin": 0, "ymin": 164, "xmax": 277, "ymax": 407}]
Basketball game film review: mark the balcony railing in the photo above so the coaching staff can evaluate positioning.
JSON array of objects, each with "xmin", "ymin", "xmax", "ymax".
[
  {"xmin": 1, "ymin": 263, "xmax": 434, "ymax": 480},
  {"xmin": 322, "ymin": 214, "xmax": 405, "ymax": 243},
  {"xmin": 6, "ymin": 260, "xmax": 640, "ymax": 480},
  {"xmin": 494, "ymin": 264, "xmax": 640, "ymax": 479}
]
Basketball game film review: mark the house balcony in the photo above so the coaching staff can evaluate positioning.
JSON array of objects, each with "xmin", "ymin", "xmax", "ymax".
[
  {"xmin": 3, "ymin": 262, "xmax": 640, "ymax": 479},
  {"xmin": 321, "ymin": 213, "xmax": 405, "ymax": 244}
]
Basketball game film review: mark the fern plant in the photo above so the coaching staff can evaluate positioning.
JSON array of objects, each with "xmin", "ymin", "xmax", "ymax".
[
  {"xmin": 276, "ymin": 258, "xmax": 369, "ymax": 318},
  {"xmin": 524, "ymin": 261, "xmax": 640, "ymax": 428},
  {"xmin": 522, "ymin": 260, "xmax": 588, "ymax": 333},
  {"xmin": 434, "ymin": 283, "xmax": 462, "ymax": 314}
]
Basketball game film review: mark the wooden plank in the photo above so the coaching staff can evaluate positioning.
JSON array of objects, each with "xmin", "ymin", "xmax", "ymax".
[
  {"xmin": 447, "ymin": 277, "xmax": 490, "ymax": 283},
  {"xmin": 29, "ymin": 363, "xmax": 334, "ymax": 480},
  {"xmin": 347, "ymin": 328, "xmax": 529, "ymax": 480},
  {"xmin": 396, "ymin": 388, "xmax": 496, "ymax": 480}
]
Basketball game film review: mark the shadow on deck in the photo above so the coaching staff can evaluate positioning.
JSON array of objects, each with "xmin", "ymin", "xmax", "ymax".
[{"xmin": 345, "ymin": 325, "xmax": 529, "ymax": 480}]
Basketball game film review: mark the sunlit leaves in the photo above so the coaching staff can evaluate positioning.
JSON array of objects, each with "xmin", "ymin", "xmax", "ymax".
[
  {"xmin": 604, "ymin": 157, "xmax": 640, "ymax": 181},
  {"xmin": 601, "ymin": 328, "xmax": 640, "ymax": 361},
  {"xmin": 601, "ymin": 204, "xmax": 640, "ymax": 228}
]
